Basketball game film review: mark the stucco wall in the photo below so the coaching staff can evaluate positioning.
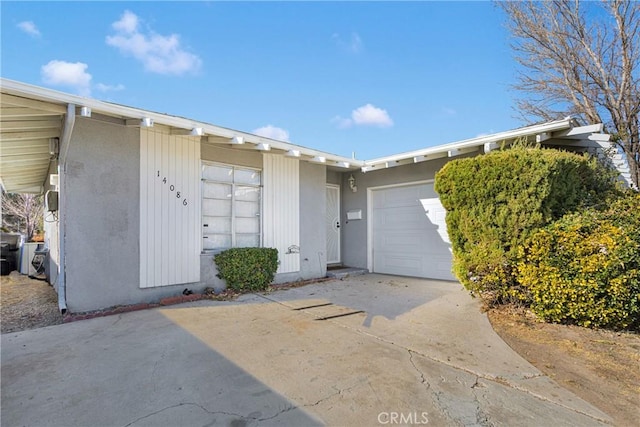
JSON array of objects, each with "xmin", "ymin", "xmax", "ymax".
[
  {"xmin": 64, "ymin": 125, "xmax": 331, "ymax": 311},
  {"xmin": 64, "ymin": 120, "xmax": 221, "ymax": 311},
  {"xmin": 326, "ymin": 169, "xmax": 341, "ymax": 186},
  {"xmin": 340, "ymin": 158, "xmax": 453, "ymax": 269},
  {"xmin": 64, "ymin": 119, "xmax": 141, "ymax": 311}
]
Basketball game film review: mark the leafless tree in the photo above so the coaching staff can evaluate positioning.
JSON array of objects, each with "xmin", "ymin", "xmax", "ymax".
[
  {"xmin": 1, "ymin": 193, "xmax": 44, "ymax": 241},
  {"xmin": 500, "ymin": 0, "xmax": 640, "ymax": 188}
]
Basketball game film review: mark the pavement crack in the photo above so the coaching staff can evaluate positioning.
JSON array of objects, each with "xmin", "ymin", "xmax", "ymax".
[
  {"xmin": 254, "ymin": 405, "xmax": 298, "ymax": 422},
  {"xmin": 123, "ymin": 402, "xmax": 294, "ymax": 427},
  {"xmin": 303, "ymin": 382, "xmax": 361, "ymax": 409},
  {"xmin": 469, "ymin": 378, "xmax": 494, "ymax": 427},
  {"xmin": 408, "ymin": 349, "xmax": 429, "ymax": 389},
  {"xmin": 255, "ymin": 290, "xmax": 610, "ymax": 425}
]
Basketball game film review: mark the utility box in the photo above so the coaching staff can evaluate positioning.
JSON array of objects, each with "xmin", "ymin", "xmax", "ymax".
[
  {"xmin": 20, "ymin": 242, "xmax": 41, "ymax": 276},
  {"xmin": 46, "ymin": 190, "xmax": 59, "ymax": 212}
]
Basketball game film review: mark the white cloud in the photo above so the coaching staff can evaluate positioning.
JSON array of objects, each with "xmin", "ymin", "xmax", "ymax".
[
  {"xmin": 331, "ymin": 116, "xmax": 353, "ymax": 129},
  {"xmin": 106, "ymin": 10, "xmax": 202, "ymax": 75},
  {"xmin": 95, "ymin": 83, "xmax": 125, "ymax": 92},
  {"xmin": 253, "ymin": 125, "xmax": 290, "ymax": 142},
  {"xmin": 332, "ymin": 32, "xmax": 363, "ymax": 53},
  {"xmin": 41, "ymin": 60, "xmax": 92, "ymax": 96},
  {"xmin": 17, "ymin": 21, "xmax": 41, "ymax": 37},
  {"xmin": 333, "ymin": 103, "xmax": 394, "ymax": 129}
]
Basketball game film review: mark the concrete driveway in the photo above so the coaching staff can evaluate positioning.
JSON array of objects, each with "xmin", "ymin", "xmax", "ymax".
[{"xmin": 1, "ymin": 274, "xmax": 611, "ymax": 426}]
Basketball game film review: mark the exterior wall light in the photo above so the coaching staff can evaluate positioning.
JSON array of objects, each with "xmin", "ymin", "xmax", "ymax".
[{"xmin": 348, "ymin": 174, "xmax": 357, "ymax": 193}]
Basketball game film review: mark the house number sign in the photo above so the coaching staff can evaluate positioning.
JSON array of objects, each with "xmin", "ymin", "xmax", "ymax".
[{"xmin": 157, "ymin": 170, "xmax": 188, "ymax": 206}]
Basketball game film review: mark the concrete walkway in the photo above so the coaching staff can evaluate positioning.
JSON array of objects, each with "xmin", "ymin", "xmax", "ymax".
[{"xmin": 1, "ymin": 274, "xmax": 611, "ymax": 426}]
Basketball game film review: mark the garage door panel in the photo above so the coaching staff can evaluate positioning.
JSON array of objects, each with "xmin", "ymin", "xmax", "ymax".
[
  {"xmin": 373, "ymin": 206, "xmax": 430, "ymax": 230},
  {"xmin": 373, "ymin": 185, "xmax": 437, "ymax": 208},
  {"xmin": 374, "ymin": 254, "xmax": 424, "ymax": 277},
  {"xmin": 371, "ymin": 183, "xmax": 455, "ymax": 281},
  {"xmin": 374, "ymin": 232, "xmax": 426, "ymax": 249}
]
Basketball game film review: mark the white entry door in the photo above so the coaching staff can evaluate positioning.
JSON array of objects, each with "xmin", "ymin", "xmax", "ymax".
[
  {"xmin": 326, "ymin": 185, "xmax": 341, "ymax": 264},
  {"xmin": 370, "ymin": 182, "xmax": 454, "ymax": 280}
]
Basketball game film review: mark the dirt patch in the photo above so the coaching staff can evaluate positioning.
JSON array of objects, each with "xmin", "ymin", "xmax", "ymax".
[
  {"xmin": 488, "ymin": 306, "xmax": 640, "ymax": 426},
  {"xmin": 1, "ymin": 271, "xmax": 63, "ymax": 334}
]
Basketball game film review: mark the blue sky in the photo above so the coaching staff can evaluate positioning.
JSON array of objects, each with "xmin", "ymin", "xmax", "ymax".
[{"xmin": 1, "ymin": 1, "xmax": 521, "ymax": 159}]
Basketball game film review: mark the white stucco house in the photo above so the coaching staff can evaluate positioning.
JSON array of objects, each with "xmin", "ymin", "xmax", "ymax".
[{"xmin": 0, "ymin": 78, "xmax": 627, "ymax": 313}]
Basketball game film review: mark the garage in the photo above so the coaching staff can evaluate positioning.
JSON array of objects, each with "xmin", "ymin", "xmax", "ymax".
[{"xmin": 370, "ymin": 181, "xmax": 455, "ymax": 280}]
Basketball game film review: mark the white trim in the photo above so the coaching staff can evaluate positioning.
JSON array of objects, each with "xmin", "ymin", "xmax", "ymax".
[
  {"xmin": 362, "ymin": 118, "xmax": 581, "ymax": 172},
  {"xmin": 366, "ymin": 179, "xmax": 435, "ymax": 274},
  {"xmin": 1, "ymin": 78, "xmax": 362, "ymax": 170}
]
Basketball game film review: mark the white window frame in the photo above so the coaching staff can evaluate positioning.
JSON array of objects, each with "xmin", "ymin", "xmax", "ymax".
[{"xmin": 201, "ymin": 161, "xmax": 262, "ymax": 252}]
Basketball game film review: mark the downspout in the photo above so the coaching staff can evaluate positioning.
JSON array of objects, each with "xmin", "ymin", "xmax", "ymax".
[{"xmin": 57, "ymin": 103, "xmax": 76, "ymax": 314}]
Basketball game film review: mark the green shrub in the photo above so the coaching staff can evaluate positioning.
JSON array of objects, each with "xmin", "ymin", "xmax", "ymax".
[
  {"xmin": 434, "ymin": 146, "xmax": 618, "ymax": 305},
  {"xmin": 214, "ymin": 248, "xmax": 279, "ymax": 292},
  {"xmin": 518, "ymin": 193, "xmax": 640, "ymax": 330}
]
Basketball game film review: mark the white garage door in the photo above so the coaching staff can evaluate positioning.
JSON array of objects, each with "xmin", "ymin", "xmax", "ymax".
[{"xmin": 371, "ymin": 182, "xmax": 455, "ymax": 280}]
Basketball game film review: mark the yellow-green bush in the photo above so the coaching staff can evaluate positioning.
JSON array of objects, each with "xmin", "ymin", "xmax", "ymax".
[
  {"xmin": 518, "ymin": 193, "xmax": 640, "ymax": 330},
  {"xmin": 434, "ymin": 146, "xmax": 618, "ymax": 305}
]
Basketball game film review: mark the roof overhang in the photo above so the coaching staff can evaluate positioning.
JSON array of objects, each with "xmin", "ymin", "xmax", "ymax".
[
  {"xmin": 361, "ymin": 118, "xmax": 611, "ymax": 172},
  {"xmin": 1, "ymin": 79, "xmax": 363, "ymax": 193}
]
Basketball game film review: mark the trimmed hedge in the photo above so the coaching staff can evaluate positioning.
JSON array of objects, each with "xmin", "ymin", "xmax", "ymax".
[
  {"xmin": 215, "ymin": 248, "xmax": 279, "ymax": 292},
  {"xmin": 434, "ymin": 146, "xmax": 618, "ymax": 304},
  {"xmin": 518, "ymin": 193, "xmax": 640, "ymax": 330}
]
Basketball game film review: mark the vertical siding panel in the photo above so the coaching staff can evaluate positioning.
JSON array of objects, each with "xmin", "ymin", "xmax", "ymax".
[
  {"xmin": 176, "ymin": 136, "xmax": 183, "ymax": 282},
  {"xmin": 168, "ymin": 134, "xmax": 176, "ymax": 285},
  {"xmin": 153, "ymin": 131, "xmax": 162, "ymax": 286},
  {"xmin": 192, "ymin": 139, "xmax": 200, "ymax": 280},
  {"xmin": 139, "ymin": 129, "xmax": 201, "ymax": 288},
  {"xmin": 150, "ymin": 130, "xmax": 159, "ymax": 286},
  {"xmin": 139, "ymin": 130, "xmax": 148, "ymax": 287},
  {"xmin": 180, "ymin": 137, "xmax": 186, "ymax": 282},
  {"xmin": 263, "ymin": 154, "xmax": 299, "ymax": 273},
  {"xmin": 147, "ymin": 130, "xmax": 155, "ymax": 287}
]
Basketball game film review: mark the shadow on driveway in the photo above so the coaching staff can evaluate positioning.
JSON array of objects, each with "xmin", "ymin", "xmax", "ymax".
[{"xmin": 2, "ymin": 274, "xmax": 612, "ymax": 427}]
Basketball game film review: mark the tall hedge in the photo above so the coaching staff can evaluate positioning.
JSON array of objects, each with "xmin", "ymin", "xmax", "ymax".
[
  {"xmin": 434, "ymin": 146, "xmax": 618, "ymax": 304},
  {"xmin": 517, "ymin": 193, "xmax": 640, "ymax": 330}
]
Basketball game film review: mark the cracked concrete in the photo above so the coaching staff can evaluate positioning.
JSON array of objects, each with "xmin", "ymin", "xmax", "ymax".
[{"xmin": 1, "ymin": 274, "xmax": 612, "ymax": 426}]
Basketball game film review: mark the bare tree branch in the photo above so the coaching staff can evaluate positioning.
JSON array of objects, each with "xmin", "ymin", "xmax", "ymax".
[
  {"xmin": 501, "ymin": 0, "xmax": 640, "ymax": 188},
  {"xmin": 1, "ymin": 193, "xmax": 44, "ymax": 241}
]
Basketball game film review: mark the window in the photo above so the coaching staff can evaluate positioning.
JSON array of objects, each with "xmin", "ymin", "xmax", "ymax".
[{"xmin": 201, "ymin": 163, "xmax": 261, "ymax": 251}]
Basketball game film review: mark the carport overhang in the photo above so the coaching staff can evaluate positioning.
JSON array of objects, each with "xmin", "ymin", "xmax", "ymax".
[
  {"xmin": 0, "ymin": 78, "xmax": 363, "ymax": 196},
  {"xmin": 0, "ymin": 89, "xmax": 66, "ymax": 194},
  {"xmin": 361, "ymin": 117, "xmax": 611, "ymax": 172}
]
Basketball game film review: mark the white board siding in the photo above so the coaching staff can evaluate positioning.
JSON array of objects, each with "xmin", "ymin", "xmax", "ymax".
[
  {"xmin": 140, "ymin": 128, "xmax": 201, "ymax": 288},
  {"xmin": 263, "ymin": 154, "xmax": 300, "ymax": 274}
]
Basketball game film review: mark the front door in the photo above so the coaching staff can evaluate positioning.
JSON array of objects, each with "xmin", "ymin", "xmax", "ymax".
[{"xmin": 326, "ymin": 184, "xmax": 341, "ymax": 264}]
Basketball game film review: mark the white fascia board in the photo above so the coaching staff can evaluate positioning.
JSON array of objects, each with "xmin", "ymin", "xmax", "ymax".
[
  {"xmin": 1, "ymin": 78, "xmax": 363, "ymax": 169},
  {"xmin": 363, "ymin": 118, "xmax": 576, "ymax": 168},
  {"xmin": 552, "ymin": 123, "xmax": 604, "ymax": 137}
]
